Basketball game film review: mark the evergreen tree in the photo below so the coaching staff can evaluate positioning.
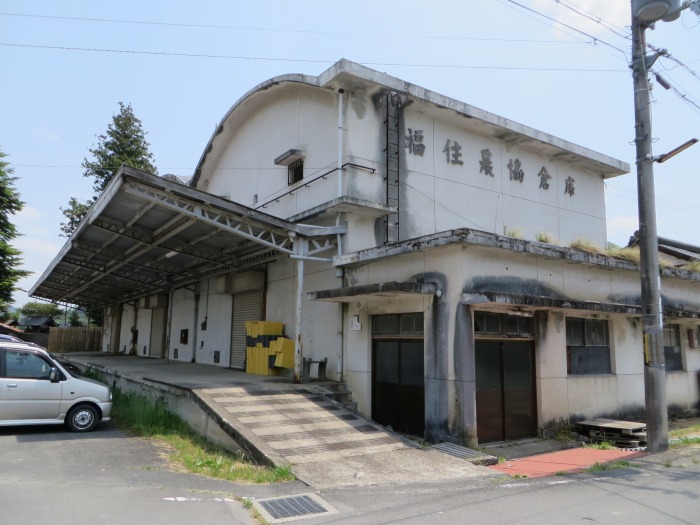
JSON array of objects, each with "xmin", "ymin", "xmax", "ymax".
[
  {"xmin": 67, "ymin": 309, "xmax": 83, "ymax": 327},
  {"xmin": 0, "ymin": 148, "xmax": 30, "ymax": 311},
  {"xmin": 60, "ymin": 102, "xmax": 158, "ymax": 236}
]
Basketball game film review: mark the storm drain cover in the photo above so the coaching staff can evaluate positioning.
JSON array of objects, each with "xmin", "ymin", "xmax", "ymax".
[
  {"xmin": 253, "ymin": 493, "xmax": 336, "ymax": 523},
  {"xmin": 431, "ymin": 442, "xmax": 498, "ymax": 465}
]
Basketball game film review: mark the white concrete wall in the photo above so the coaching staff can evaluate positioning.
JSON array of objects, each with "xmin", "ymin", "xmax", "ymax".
[
  {"xmin": 200, "ymin": 84, "xmax": 340, "ymax": 216},
  {"xmin": 118, "ymin": 303, "xmax": 135, "ymax": 355},
  {"xmin": 400, "ymin": 104, "xmax": 608, "ymax": 247},
  {"xmin": 341, "ymin": 243, "xmax": 700, "ymax": 434},
  {"xmin": 197, "ymin": 293, "xmax": 232, "ymax": 367},
  {"xmin": 135, "ymin": 308, "xmax": 152, "ymax": 357},
  {"xmin": 266, "ymin": 256, "xmax": 343, "ymax": 379},
  {"xmin": 169, "ymin": 287, "xmax": 197, "ymax": 363}
]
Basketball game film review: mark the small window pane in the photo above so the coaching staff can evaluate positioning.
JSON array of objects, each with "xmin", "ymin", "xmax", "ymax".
[
  {"xmin": 400, "ymin": 313, "xmax": 424, "ymax": 335},
  {"xmin": 400, "ymin": 341, "xmax": 424, "ymax": 387},
  {"xmin": 664, "ymin": 346, "xmax": 683, "ymax": 372},
  {"xmin": 566, "ymin": 318, "xmax": 584, "ymax": 346},
  {"xmin": 475, "ymin": 313, "xmax": 501, "ymax": 334},
  {"xmin": 585, "ymin": 319, "xmax": 608, "ymax": 346},
  {"xmin": 373, "ymin": 315, "xmax": 400, "ymax": 335},
  {"xmin": 375, "ymin": 342, "xmax": 399, "ymax": 383},
  {"xmin": 5, "ymin": 350, "xmax": 52, "ymax": 379},
  {"xmin": 569, "ymin": 346, "xmax": 611, "ymax": 375},
  {"xmin": 663, "ymin": 325, "xmax": 679, "ymax": 347}
]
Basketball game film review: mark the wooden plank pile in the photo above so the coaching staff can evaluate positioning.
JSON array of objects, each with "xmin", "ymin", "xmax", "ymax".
[{"xmin": 576, "ymin": 418, "xmax": 647, "ymax": 448}]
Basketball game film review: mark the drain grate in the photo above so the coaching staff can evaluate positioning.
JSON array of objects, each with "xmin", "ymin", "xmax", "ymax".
[
  {"xmin": 254, "ymin": 493, "xmax": 336, "ymax": 523},
  {"xmin": 431, "ymin": 442, "xmax": 498, "ymax": 465}
]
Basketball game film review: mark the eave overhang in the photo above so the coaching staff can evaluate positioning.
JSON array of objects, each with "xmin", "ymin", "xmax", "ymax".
[{"xmin": 308, "ymin": 281, "xmax": 438, "ymax": 303}]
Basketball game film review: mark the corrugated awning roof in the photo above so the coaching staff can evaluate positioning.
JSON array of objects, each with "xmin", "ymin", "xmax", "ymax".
[{"xmin": 29, "ymin": 166, "xmax": 344, "ymax": 309}]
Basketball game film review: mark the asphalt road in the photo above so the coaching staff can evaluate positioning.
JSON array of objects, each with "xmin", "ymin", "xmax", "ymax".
[
  {"xmin": 0, "ymin": 421, "xmax": 305, "ymax": 525},
  {"xmin": 319, "ymin": 446, "xmax": 700, "ymax": 525},
  {"xmin": 2, "ymin": 420, "xmax": 699, "ymax": 524}
]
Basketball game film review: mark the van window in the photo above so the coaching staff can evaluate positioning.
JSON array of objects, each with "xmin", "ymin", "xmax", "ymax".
[{"xmin": 4, "ymin": 350, "xmax": 53, "ymax": 380}]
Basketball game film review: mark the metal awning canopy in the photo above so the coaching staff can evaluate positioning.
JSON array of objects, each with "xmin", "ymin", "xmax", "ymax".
[
  {"xmin": 308, "ymin": 281, "xmax": 438, "ymax": 303},
  {"xmin": 29, "ymin": 166, "xmax": 345, "ymax": 309}
]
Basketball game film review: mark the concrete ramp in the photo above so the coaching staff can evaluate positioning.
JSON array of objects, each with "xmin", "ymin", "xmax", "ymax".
[
  {"xmin": 196, "ymin": 385, "xmax": 408, "ymax": 465},
  {"xmin": 195, "ymin": 384, "xmax": 491, "ymax": 488}
]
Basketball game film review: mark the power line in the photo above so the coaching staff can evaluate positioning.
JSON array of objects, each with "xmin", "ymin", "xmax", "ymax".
[
  {"xmin": 0, "ymin": 42, "xmax": 627, "ymax": 72},
  {"xmin": 504, "ymin": 0, "xmax": 629, "ymax": 57},
  {"xmin": 0, "ymin": 11, "xmax": 589, "ymax": 44},
  {"xmin": 554, "ymin": 0, "xmax": 631, "ymax": 40}
]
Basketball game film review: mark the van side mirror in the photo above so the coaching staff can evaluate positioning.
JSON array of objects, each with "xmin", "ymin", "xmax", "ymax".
[{"xmin": 49, "ymin": 367, "xmax": 60, "ymax": 383}]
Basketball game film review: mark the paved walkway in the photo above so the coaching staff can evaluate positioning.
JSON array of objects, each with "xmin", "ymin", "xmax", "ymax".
[
  {"xmin": 489, "ymin": 448, "xmax": 648, "ymax": 478},
  {"xmin": 62, "ymin": 354, "xmax": 658, "ymax": 488}
]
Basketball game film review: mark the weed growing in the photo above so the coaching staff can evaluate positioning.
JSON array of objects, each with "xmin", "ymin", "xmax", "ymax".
[{"xmin": 112, "ymin": 389, "xmax": 295, "ymax": 483}]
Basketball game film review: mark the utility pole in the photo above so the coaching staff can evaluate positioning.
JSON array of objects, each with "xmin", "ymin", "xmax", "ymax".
[
  {"xmin": 630, "ymin": 0, "xmax": 699, "ymax": 452},
  {"xmin": 630, "ymin": 9, "xmax": 667, "ymax": 452}
]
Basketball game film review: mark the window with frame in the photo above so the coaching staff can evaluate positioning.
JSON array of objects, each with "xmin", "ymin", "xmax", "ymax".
[
  {"xmin": 4, "ymin": 350, "xmax": 53, "ymax": 379},
  {"xmin": 288, "ymin": 159, "xmax": 304, "ymax": 185},
  {"xmin": 474, "ymin": 312, "xmax": 533, "ymax": 337},
  {"xmin": 566, "ymin": 317, "xmax": 611, "ymax": 375},
  {"xmin": 663, "ymin": 324, "xmax": 683, "ymax": 372}
]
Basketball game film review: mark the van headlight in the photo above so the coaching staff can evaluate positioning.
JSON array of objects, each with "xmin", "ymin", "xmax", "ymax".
[{"xmin": 109, "ymin": 391, "xmax": 113, "ymax": 402}]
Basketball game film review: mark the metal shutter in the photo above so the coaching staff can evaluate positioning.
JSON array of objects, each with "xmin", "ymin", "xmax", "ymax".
[
  {"xmin": 230, "ymin": 291, "xmax": 262, "ymax": 369},
  {"xmin": 149, "ymin": 308, "xmax": 165, "ymax": 358}
]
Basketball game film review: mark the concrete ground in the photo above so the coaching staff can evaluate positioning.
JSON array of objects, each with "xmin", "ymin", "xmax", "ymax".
[{"xmin": 60, "ymin": 353, "xmax": 690, "ymax": 489}]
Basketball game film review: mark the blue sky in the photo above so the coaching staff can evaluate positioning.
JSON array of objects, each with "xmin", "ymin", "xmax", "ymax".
[{"xmin": 1, "ymin": 1, "xmax": 699, "ymax": 308}]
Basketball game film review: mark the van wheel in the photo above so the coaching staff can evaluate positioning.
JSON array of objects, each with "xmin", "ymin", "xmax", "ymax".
[{"xmin": 67, "ymin": 405, "xmax": 98, "ymax": 432}]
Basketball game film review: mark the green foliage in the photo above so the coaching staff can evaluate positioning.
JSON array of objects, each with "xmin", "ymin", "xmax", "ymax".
[
  {"xmin": 60, "ymin": 102, "xmax": 158, "ymax": 237},
  {"xmin": 87, "ymin": 307, "xmax": 104, "ymax": 327},
  {"xmin": 585, "ymin": 460, "xmax": 634, "ymax": 472},
  {"xmin": 0, "ymin": 148, "xmax": 30, "ymax": 308},
  {"xmin": 112, "ymin": 389, "xmax": 295, "ymax": 484},
  {"xmin": 20, "ymin": 301, "xmax": 63, "ymax": 319},
  {"xmin": 583, "ymin": 440, "xmax": 617, "ymax": 450},
  {"xmin": 67, "ymin": 309, "xmax": 83, "ymax": 327}
]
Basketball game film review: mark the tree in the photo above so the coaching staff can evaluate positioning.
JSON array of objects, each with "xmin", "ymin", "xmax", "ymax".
[
  {"xmin": 67, "ymin": 309, "xmax": 83, "ymax": 327},
  {"xmin": 0, "ymin": 148, "xmax": 30, "ymax": 311},
  {"xmin": 60, "ymin": 102, "xmax": 158, "ymax": 236},
  {"xmin": 19, "ymin": 301, "xmax": 63, "ymax": 319}
]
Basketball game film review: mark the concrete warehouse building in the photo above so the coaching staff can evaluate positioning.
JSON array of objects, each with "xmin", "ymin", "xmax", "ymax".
[{"xmin": 31, "ymin": 60, "xmax": 700, "ymax": 447}]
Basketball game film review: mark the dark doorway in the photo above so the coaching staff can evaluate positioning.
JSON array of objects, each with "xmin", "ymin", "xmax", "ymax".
[
  {"xmin": 371, "ymin": 313, "xmax": 424, "ymax": 436},
  {"xmin": 475, "ymin": 340, "xmax": 536, "ymax": 443},
  {"xmin": 373, "ymin": 340, "xmax": 424, "ymax": 436}
]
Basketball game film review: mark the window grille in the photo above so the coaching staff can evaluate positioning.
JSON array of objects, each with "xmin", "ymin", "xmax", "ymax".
[{"xmin": 288, "ymin": 159, "xmax": 303, "ymax": 185}]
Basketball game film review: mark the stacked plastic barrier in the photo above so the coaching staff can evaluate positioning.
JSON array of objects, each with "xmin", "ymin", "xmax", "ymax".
[
  {"xmin": 270, "ymin": 337, "xmax": 295, "ymax": 369},
  {"xmin": 244, "ymin": 321, "xmax": 284, "ymax": 375}
]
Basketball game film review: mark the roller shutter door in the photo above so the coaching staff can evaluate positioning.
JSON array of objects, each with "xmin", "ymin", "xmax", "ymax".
[
  {"xmin": 149, "ymin": 307, "xmax": 166, "ymax": 358},
  {"xmin": 230, "ymin": 291, "xmax": 262, "ymax": 369}
]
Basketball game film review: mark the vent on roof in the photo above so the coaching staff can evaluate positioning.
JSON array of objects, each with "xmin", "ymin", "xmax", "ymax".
[{"xmin": 253, "ymin": 494, "xmax": 336, "ymax": 523}]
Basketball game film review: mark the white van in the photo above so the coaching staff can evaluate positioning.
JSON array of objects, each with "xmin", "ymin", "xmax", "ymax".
[{"xmin": 0, "ymin": 342, "xmax": 112, "ymax": 432}]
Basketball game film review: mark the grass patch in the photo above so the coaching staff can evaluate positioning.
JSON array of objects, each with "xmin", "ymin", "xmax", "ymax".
[
  {"xmin": 535, "ymin": 231, "xmax": 557, "ymax": 244},
  {"xmin": 569, "ymin": 238, "xmax": 604, "ymax": 255},
  {"xmin": 606, "ymin": 246, "xmax": 641, "ymax": 265},
  {"xmin": 583, "ymin": 441, "xmax": 617, "ymax": 450},
  {"xmin": 585, "ymin": 460, "xmax": 634, "ymax": 473},
  {"xmin": 112, "ymin": 389, "xmax": 295, "ymax": 483},
  {"xmin": 682, "ymin": 260, "xmax": 700, "ymax": 272},
  {"xmin": 670, "ymin": 436, "xmax": 700, "ymax": 449},
  {"xmin": 669, "ymin": 423, "xmax": 700, "ymax": 438},
  {"xmin": 503, "ymin": 226, "xmax": 523, "ymax": 239}
]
